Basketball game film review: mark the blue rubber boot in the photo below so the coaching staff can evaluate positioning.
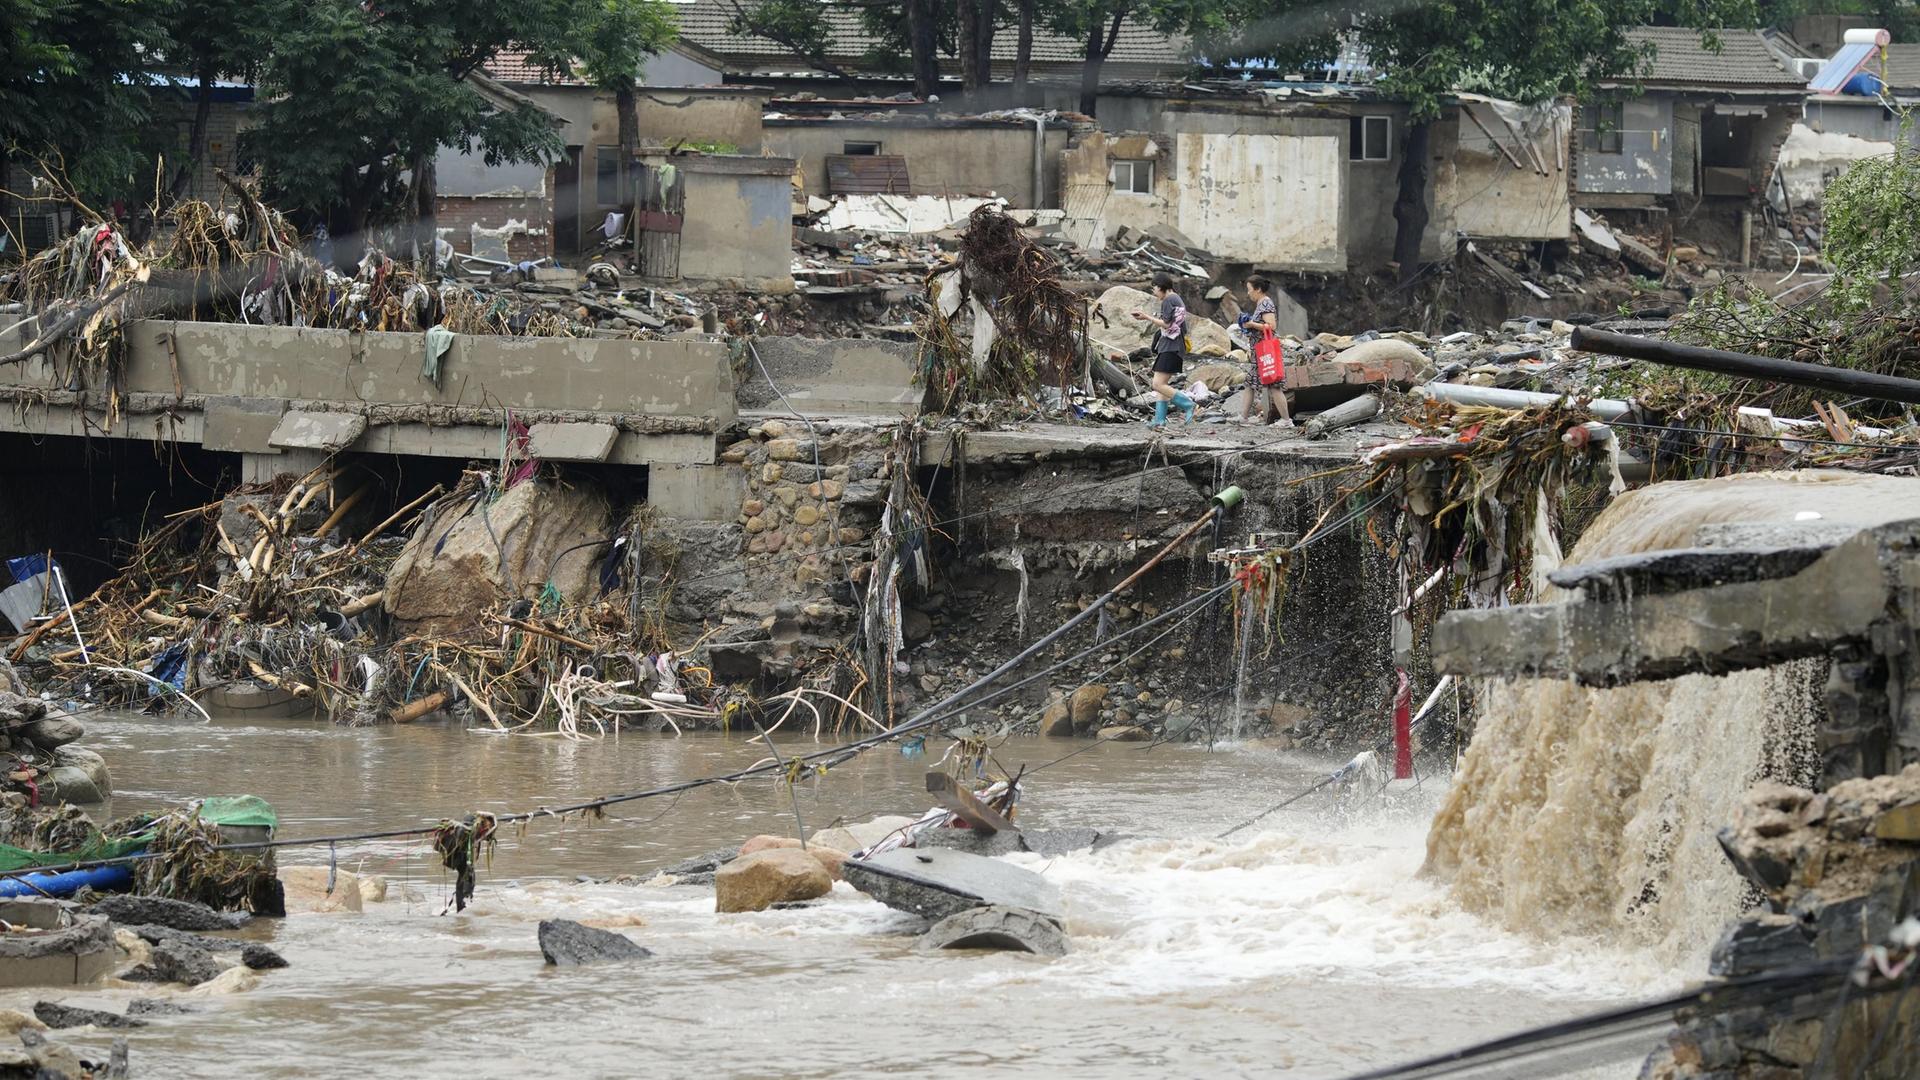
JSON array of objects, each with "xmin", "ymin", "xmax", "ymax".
[
  {"xmin": 1150, "ymin": 399, "xmax": 1170, "ymax": 427},
  {"xmin": 1173, "ymin": 391, "xmax": 1196, "ymax": 421}
]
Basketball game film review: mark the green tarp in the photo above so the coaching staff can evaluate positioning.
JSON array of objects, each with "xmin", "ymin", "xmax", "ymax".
[{"xmin": 0, "ymin": 794, "xmax": 276, "ymax": 872}]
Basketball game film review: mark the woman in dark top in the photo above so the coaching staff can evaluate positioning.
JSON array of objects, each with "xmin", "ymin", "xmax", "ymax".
[{"xmin": 1131, "ymin": 272, "xmax": 1195, "ymax": 427}]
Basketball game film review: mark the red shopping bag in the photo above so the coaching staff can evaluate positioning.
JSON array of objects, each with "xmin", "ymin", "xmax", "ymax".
[{"xmin": 1254, "ymin": 330, "xmax": 1285, "ymax": 386}]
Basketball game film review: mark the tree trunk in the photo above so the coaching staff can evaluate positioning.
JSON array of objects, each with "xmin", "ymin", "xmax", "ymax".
[
  {"xmin": 412, "ymin": 151, "xmax": 438, "ymax": 276},
  {"xmin": 616, "ymin": 83, "xmax": 639, "ymax": 210},
  {"xmin": 1013, "ymin": 0, "xmax": 1033, "ymax": 98},
  {"xmin": 169, "ymin": 61, "xmax": 217, "ymax": 202},
  {"xmin": 1078, "ymin": 20, "xmax": 1106, "ymax": 116},
  {"xmin": 908, "ymin": 0, "xmax": 940, "ymax": 99},
  {"xmin": 1392, "ymin": 118, "xmax": 1433, "ymax": 284},
  {"xmin": 956, "ymin": 0, "xmax": 997, "ymax": 94},
  {"xmin": 974, "ymin": 0, "xmax": 996, "ymax": 90}
]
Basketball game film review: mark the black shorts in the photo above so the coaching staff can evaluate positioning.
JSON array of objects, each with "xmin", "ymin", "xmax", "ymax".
[{"xmin": 1152, "ymin": 350, "xmax": 1184, "ymax": 375}]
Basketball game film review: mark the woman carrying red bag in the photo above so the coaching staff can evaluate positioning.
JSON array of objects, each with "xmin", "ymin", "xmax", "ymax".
[{"xmin": 1237, "ymin": 275, "xmax": 1293, "ymax": 427}]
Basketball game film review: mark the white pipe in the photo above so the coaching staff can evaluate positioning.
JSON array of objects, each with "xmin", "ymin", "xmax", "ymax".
[
  {"xmin": 1414, "ymin": 382, "xmax": 1633, "ymax": 420},
  {"xmin": 51, "ymin": 566, "xmax": 87, "ymax": 667}
]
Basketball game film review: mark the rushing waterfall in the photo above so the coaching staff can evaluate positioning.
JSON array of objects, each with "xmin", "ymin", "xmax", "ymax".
[{"xmin": 1422, "ymin": 470, "xmax": 1920, "ymax": 967}]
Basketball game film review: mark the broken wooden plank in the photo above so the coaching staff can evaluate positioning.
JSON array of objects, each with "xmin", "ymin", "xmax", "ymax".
[{"xmin": 926, "ymin": 772, "xmax": 1018, "ymax": 834}]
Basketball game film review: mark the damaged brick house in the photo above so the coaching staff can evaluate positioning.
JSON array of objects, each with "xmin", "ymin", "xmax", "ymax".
[
  {"xmin": 1574, "ymin": 27, "xmax": 1807, "ymax": 258},
  {"xmin": 1066, "ymin": 81, "xmax": 1571, "ymax": 272}
]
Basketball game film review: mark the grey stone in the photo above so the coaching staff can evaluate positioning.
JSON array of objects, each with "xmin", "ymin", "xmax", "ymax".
[
  {"xmin": 92, "ymin": 896, "xmax": 248, "ymax": 933},
  {"xmin": 125, "ymin": 999, "xmax": 196, "ymax": 1016},
  {"xmin": 918, "ymin": 905, "xmax": 1069, "ymax": 956},
  {"xmin": 32, "ymin": 1002, "xmax": 143, "ymax": 1030},
  {"xmin": 1021, "ymin": 829, "xmax": 1103, "ymax": 857},
  {"xmin": 1709, "ymin": 914, "xmax": 1814, "ymax": 978},
  {"xmin": 123, "ymin": 925, "xmax": 241, "ymax": 953},
  {"xmin": 241, "ymin": 944, "xmax": 288, "ymax": 970},
  {"xmin": 912, "ymin": 828, "xmax": 1026, "ymax": 858},
  {"xmin": 149, "ymin": 940, "xmax": 228, "ymax": 986},
  {"xmin": 16, "ymin": 712, "xmax": 82, "ymax": 750},
  {"xmin": 536, "ymin": 919, "xmax": 653, "ymax": 966},
  {"xmin": 659, "ymin": 847, "xmax": 738, "ymax": 877},
  {"xmin": 843, "ymin": 848, "xmax": 1062, "ymax": 922}
]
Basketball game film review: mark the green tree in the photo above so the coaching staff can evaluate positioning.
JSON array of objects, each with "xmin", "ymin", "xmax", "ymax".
[
  {"xmin": 1, "ymin": 0, "xmax": 172, "ymax": 205},
  {"xmin": 575, "ymin": 0, "xmax": 679, "ymax": 196},
  {"xmin": 1232, "ymin": 0, "xmax": 1760, "ymax": 280},
  {"xmin": 247, "ymin": 0, "xmax": 599, "ymax": 255}
]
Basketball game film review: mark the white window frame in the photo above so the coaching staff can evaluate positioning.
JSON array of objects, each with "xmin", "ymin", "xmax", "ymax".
[
  {"xmin": 1110, "ymin": 158, "xmax": 1154, "ymax": 194},
  {"xmin": 1350, "ymin": 115, "xmax": 1391, "ymax": 162}
]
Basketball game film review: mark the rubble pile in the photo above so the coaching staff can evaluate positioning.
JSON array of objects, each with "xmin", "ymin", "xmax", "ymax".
[{"xmin": 1648, "ymin": 766, "xmax": 1920, "ymax": 1080}]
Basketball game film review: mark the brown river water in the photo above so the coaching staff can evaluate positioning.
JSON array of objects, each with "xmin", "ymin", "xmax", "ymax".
[{"xmin": 5, "ymin": 713, "xmax": 1674, "ymax": 1078}]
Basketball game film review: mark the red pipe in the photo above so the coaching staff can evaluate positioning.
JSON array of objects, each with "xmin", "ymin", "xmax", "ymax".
[{"xmin": 1392, "ymin": 670, "xmax": 1413, "ymax": 780}]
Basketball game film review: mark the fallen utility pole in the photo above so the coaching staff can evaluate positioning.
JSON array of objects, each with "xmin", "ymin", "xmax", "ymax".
[{"xmin": 1570, "ymin": 326, "xmax": 1920, "ymax": 406}]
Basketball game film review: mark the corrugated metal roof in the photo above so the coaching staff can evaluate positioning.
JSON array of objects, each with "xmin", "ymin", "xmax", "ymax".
[
  {"xmin": 1619, "ymin": 27, "xmax": 1806, "ymax": 88},
  {"xmin": 668, "ymin": 0, "xmax": 1186, "ymax": 77}
]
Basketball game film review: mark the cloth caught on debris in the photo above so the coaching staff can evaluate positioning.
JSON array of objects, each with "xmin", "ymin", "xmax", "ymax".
[{"xmin": 423, "ymin": 325, "xmax": 455, "ymax": 386}]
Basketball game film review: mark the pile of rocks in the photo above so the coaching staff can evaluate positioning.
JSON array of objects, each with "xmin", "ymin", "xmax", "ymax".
[
  {"xmin": 1649, "ymin": 764, "xmax": 1920, "ymax": 1079},
  {"xmin": 0, "ymin": 659, "xmax": 111, "ymax": 804}
]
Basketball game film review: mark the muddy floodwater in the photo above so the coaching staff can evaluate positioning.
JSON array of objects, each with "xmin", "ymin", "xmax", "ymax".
[{"xmin": 6, "ymin": 713, "xmax": 1672, "ymax": 1078}]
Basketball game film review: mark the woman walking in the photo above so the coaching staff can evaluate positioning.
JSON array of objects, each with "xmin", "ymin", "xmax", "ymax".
[
  {"xmin": 1132, "ymin": 272, "xmax": 1195, "ymax": 427},
  {"xmin": 1238, "ymin": 275, "xmax": 1293, "ymax": 426}
]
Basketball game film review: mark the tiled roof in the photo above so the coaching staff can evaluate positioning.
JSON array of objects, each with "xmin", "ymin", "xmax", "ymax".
[
  {"xmin": 668, "ymin": 0, "xmax": 1186, "ymax": 77},
  {"xmin": 1880, "ymin": 44, "xmax": 1920, "ymax": 90},
  {"xmin": 484, "ymin": 49, "xmax": 591, "ymax": 86},
  {"xmin": 1619, "ymin": 27, "xmax": 1806, "ymax": 88}
]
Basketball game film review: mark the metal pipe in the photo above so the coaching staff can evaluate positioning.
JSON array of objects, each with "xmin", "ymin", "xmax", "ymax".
[
  {"xmin": 1571, "ymin": 326, "xmax": 1920, "ymax": 406},
  {"xmin": 1413, "ymin": 382, "xmax": 1632, "ymax": 420}
]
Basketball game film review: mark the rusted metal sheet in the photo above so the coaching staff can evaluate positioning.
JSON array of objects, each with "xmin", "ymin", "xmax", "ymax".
[{"xmin": 825, "ymin": 154, "xmax": 911, "ymax": 195}]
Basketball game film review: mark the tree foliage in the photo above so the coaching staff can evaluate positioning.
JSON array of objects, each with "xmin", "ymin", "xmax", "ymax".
[
  {"xmin": 1820, "ymin": 133, "xmax": 1920, "ymax": 312},
  {"xmin": 247, "ymin": 0, "xmax": 655, "ymax": 234},
  {"xmin": 1, "ymin": 0, "xmax": 173, "ymax": 201}
]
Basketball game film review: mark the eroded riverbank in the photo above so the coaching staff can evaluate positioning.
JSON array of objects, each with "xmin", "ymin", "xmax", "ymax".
[{"xmin": 6, "ymin": 714, "xmax": 1676, "ymax": 1078}]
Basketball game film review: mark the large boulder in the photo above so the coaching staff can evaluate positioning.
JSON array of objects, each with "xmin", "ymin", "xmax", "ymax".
[
  {"xmin": 537, "ymin": 919, "xmax": 653, "ymax": 966},
  {"xmin": 47, "ymin": 746, "xmax": 109, "ymax": 803},
  {"xmin": 713, "ymin": 849, "xmax": 832, "ymax": 913},
  {"xmin": 384, "ymin": 479, "xmax": 611, "ymax": 637},
  {"xmin": 149, "ymin": 939, "xmax": 230, "ymax": 986},
  {"xmin": 1088, "ymin": 286, "xmax": 1235, "ymax": 359},
  {"xmin": 276, "ymin": 867, "xmax": 364, "ymax": 914},
  {"xmin": 18, "ymin": 711, "xmax": 83, "ymax": 752}
]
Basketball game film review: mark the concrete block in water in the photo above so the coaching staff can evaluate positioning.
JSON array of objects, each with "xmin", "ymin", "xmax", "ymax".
[{"xmin": 844, "ymin": 848, "xmax": 1062, "ymax": 922}]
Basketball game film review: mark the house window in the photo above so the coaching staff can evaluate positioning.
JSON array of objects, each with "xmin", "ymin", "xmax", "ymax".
[
  {"xmin": 1349, "ymin": 115, "xmax": 1391, "ymax": 161},
  {"xmin": 1110, "ymin": 159, "xmax": 1153, "ymax": 194},
  {"xmin": 595, "ymin": 146, "xmax": 621, "ymax": 205},
  {"xmin": 842, "ymin": 141, "xmax": 882, "ymax": 156},
  {"xmin": 1583, "ymin": 101, "xmax": 1625, "ymax": 155}
]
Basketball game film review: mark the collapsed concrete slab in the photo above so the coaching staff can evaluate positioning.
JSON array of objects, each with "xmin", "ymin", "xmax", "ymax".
[{"xmin": 843, "ymin": 848, "xmax": 1063, "ymax": 922}]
